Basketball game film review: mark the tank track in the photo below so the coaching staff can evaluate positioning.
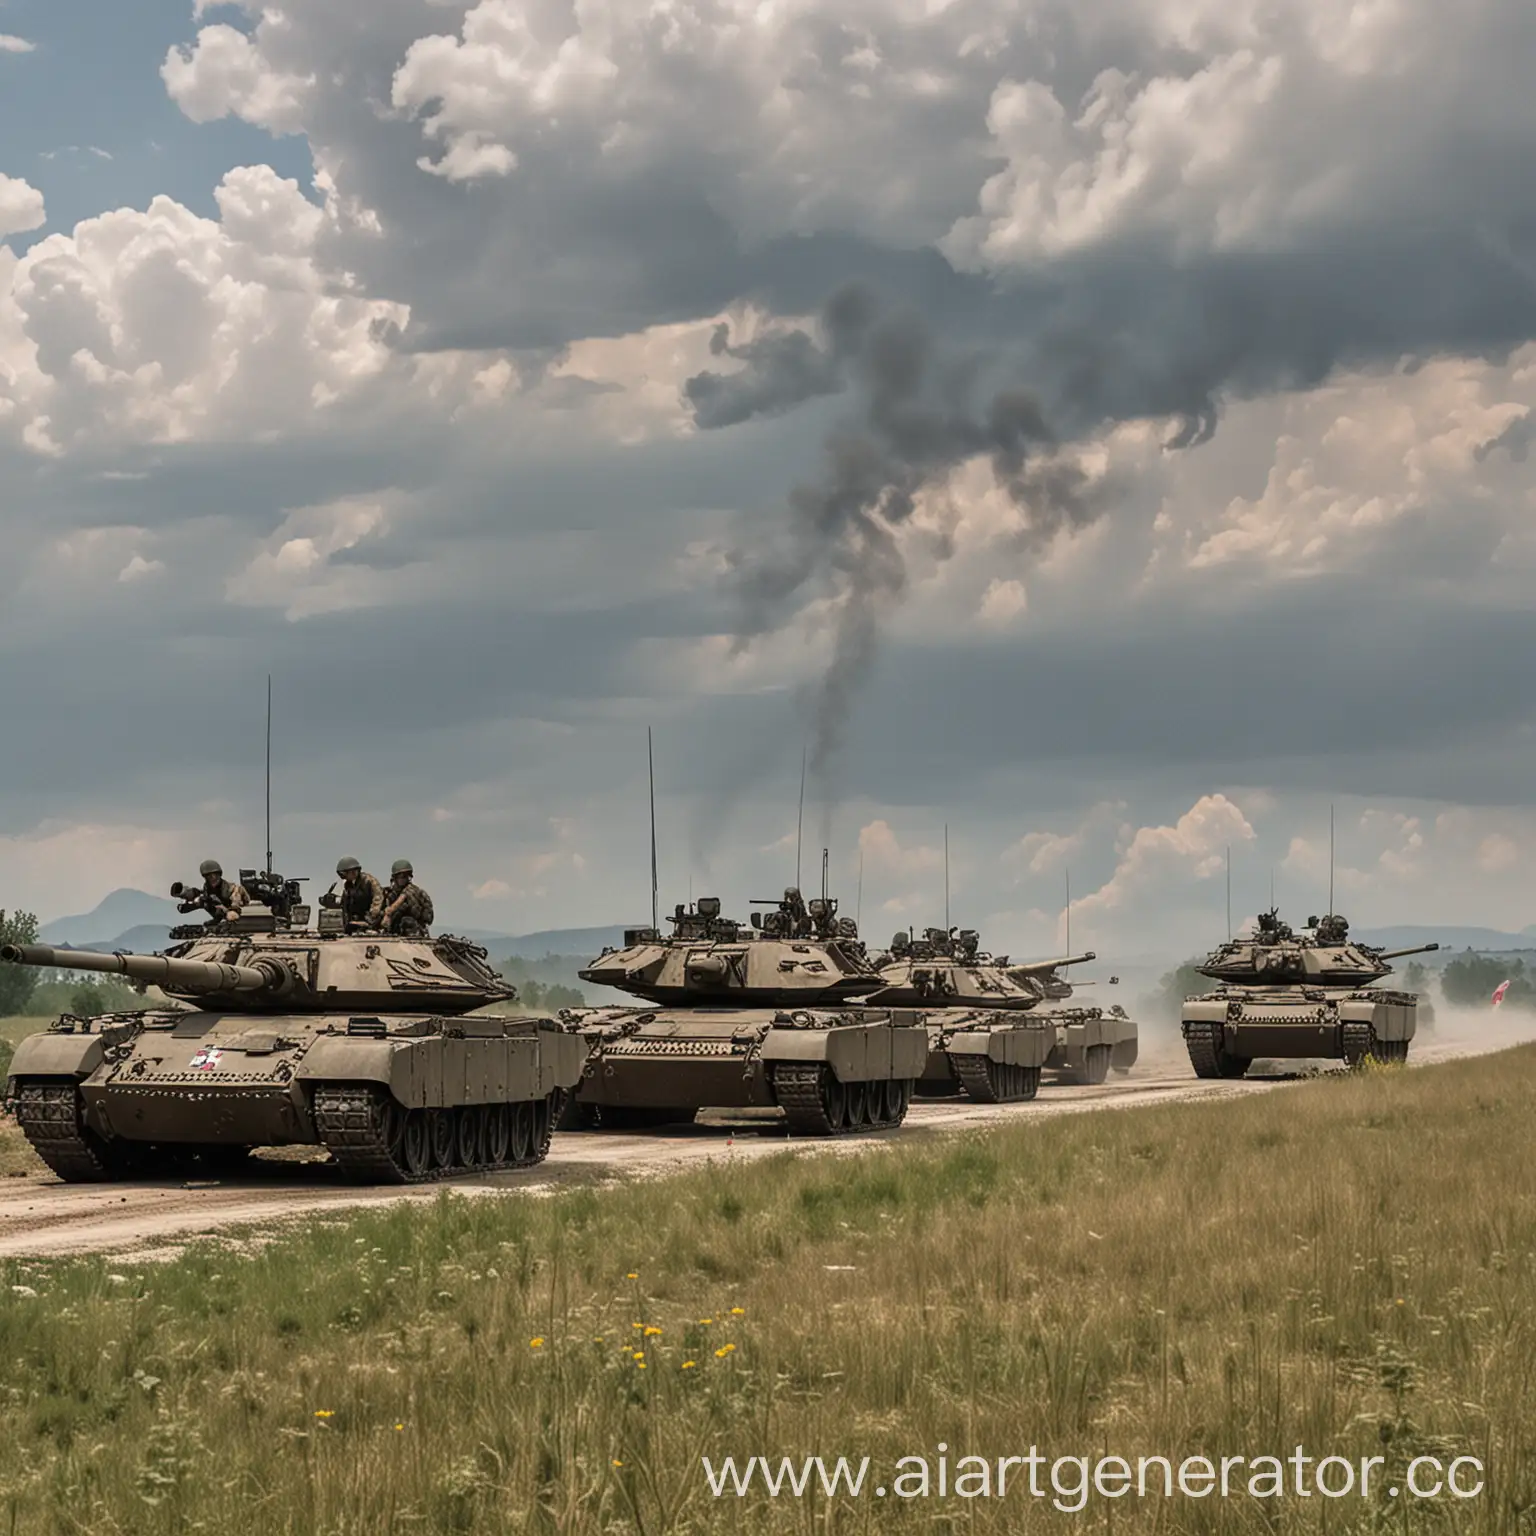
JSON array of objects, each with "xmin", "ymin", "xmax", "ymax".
[
  {"xmin": 770, "ymin": 1065, "xmax": 911, "ymax": 1137},
  {"xmin": 312, "ymin": 1087, "xmax": 565, "ymax": 1184},
  {"xmin": 12, "ymin": 1083, "xmax": 123, "ymax": 1181},
  {"xmin": 951, "ymin": 1057, "xmax": 1040, "ymax": 1104},
  {"xmin": 1184, "ymin": 1021, "xmax": 1252, "ymax": 1080}
]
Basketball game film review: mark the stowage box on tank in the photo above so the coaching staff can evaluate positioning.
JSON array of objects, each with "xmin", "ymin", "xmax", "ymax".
[
  {"xmin": 864, "ymin": 927, "xmax": 1139, "ymax": 1097},
  {"xmin": 1180, "ymin": 910, "xmax": 1439, "ymax": 1078},
  {"xmin": 2, "ymin": 886, "xmax": 587, "ymax": 1184},
  {"xmin": 564, "ymin": 891, "xmax": 928, "ymax": 1135}
]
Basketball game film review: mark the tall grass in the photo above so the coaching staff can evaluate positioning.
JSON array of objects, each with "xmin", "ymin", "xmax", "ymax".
[{"xmin": 0, "ymin": 1050, "xmax": 1533, "ymax": 1532}]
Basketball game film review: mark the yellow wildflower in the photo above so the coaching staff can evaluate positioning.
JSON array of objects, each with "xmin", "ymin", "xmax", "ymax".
[
  {"xmin": 682, "ymin": 1361, "xmax": 697, "ymax": 1370},
  {"xmin": 633, "ymin": 1351, "xmax": 645, "ymax": 1361},
  {"xmin": 394, "ymin": 1423, "xmax": 405, "ymax": 1432},
  {"xmin": 626, "ymin": 1272, "xmax": 639, "ymax": 1279},
  {"xmin": 714, "ymin": 1343, "xmax": 736, "ymax": 1358},
  {"xmin": 637, "ymin": 1362, "xmax": 647, "ymax": 1370},
  {"xmin": 643, "ymin": 1326, "xmax": 663, "ymax": 1336},
  {"xmin": 530, "ymin": 1337, "xmax": 545, "ymax": 1348},
  {"xmin": 730, "ymin": 1307, "xmax": 745, "ymax": 1316},
  {"xmin": 612, "ymin": 1460, "xmax": 624, "ymax": 1469},
  {"xmin": 698, "ymin": 1318, "xmax": 713, "ymax": 1326},
  {"xmin": 313, "ymin": 1410, "xmax": 334, "ymax": 1419}
]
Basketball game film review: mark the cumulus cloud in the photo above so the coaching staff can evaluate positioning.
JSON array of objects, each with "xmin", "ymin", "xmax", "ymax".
[
  {"xmin": 0, "ymin": 34, "xmax": 35, "ymax": 54},
  {"xmin": 162, "ymin": 22, "xmax": 312, "ymax": 134},
  {"xmin": 0, "ymin": 166, "xmax": 406, "ymax": 452},
  {"xmin": 0, "ymin": 175, "xmax": 45, "ymax": 241},
  {"xmin": 1075, "ymin": 795, "xmax": 1256, "ymax": 921}
]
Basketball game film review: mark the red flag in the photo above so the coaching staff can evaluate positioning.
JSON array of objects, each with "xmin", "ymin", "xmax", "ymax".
[{"xmin": 1493, "ymin": 980, "xmax": 1511, "ymax": 1007}]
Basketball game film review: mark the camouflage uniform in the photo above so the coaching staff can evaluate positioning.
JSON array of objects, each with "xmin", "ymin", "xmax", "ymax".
[
  {"xmin": 382, "ymin": 883, "xmax": 434, "ymax": 937},
  {"xmin": 204, "ymin": 878, "xmax": 248, "ymax": 916},
  {"xmin": 342, "ymin": 871, "xmax": 386, "ymax": 930}
]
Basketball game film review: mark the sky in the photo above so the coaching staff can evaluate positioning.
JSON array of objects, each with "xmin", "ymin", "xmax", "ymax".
[{"xmin": 1, "ymin": 0, "xmax": 1535, "ymax": 958}]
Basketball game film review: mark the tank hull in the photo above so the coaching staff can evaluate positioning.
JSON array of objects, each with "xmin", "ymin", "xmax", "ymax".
[
  {"xmin": 914, "ymin": 1011, "xmax": 1054, "ymax": 1103},
  {"xmin": 5, "ymin": 1009, "xmax": 588, "ymax": 1183},
  {"xmin": 1181, "ymin": 988, "xmax": 1419, "ymax": 1077},
  {"xmin": 561, "ymin": 1006, "xmax": 929, "ymax": 1136}
]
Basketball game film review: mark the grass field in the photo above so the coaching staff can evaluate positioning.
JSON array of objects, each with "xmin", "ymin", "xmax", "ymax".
[{"xmin": 0, "ymin": 1050, "xmax": 1533, "ymax": 1532}]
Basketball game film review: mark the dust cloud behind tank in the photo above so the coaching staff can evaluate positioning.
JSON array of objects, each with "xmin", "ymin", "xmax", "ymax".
[
  {"xmin": 1181, "ymin": 910, "xmax": 1440, "ymax": 1077},
  {"xmin": 2, "ymin": 873, "xmax": 587, "ymax": 1184},
  {"xmin": 863, "ymin": 926, "xmax": 1140, "ymax": 1097},
  {"xmin": 562, "ymin": 890, "xmax": 928, "ymax": 1136}
]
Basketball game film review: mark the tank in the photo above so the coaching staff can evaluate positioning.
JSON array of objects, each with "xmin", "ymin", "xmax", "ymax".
[
  {"xmin": 1180, "ymin": 910, "xmax": 1440, "ymax": 1077},
  {"xmin": 562, "ymin": 890, "xmax": 929, "ymax": 1135},
  {"xmin": 1, "ymin": 883, "xmax": 588, "ymax": 1183},
  {"xmin": 864, "ymin": 927, "xmax": 1139, "ymax": 1096}
]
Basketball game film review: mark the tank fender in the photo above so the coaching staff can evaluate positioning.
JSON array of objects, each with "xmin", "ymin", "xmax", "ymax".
[
  {"xmin": 8, "ymin": 1032, "xmax": 108, "ymax": 1083},
  {"xmin": 1182, "ymin": 1000, "xmax": 1228, "ymax": 1026},
  {"xmin": 945, "ymin": 1028, "xmax": 1052, "ymax": 1069},
  {"xmin": 1340, "ymin": 997, "xmax": 1416, "ymax": 1042},
  {"xmin": 761, "ymin": 1017, "xmax": 927, "ymax": 1082},
  {"xmin": 299, "ymin": 1023, "xmax": 589, "ymax": 1107}
]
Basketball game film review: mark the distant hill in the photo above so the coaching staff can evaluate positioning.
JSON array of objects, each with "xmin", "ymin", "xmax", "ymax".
[
  {"xmin": 1355, "ymin": 925, "xmax": 1536, "ymax": 956},
  {"xmin": 458, "ymin": 925, "xmax": 630, "ymax": 960},
  {"xmin": 39, "ymin": 889, "xmax": 179, "ymax": 945},
  {"xmin": 81, "ymin": 925, "xmax": 175, "ymax": 955}
]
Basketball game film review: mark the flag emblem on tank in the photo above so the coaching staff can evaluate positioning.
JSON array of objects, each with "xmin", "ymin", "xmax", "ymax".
[{"xmin": 190, "ymin": 1047, "xmax": 223, "ymax": 1070}]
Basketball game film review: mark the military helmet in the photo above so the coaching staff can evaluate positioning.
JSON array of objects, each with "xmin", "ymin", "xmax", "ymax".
[
  {"xmin": 336, "ymin": 855, "xmax": 362, "ymax": 875},
  {"xmin": 199, "ymin": 859, "xmax": 222, "ymax": 878},
  {"xmin": 391, "ymin": 858, "xmax": 413, "ymax": 877}
]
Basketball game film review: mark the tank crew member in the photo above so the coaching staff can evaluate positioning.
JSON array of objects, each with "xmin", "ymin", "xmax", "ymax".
[
  {"xmin": 380, "ymin": 859, "xmax": 435, "ymax": 937},
  {"xmin": 194, "ymin": 859, "xmax": 247, "ymax": 922},
  {"xmin": 329, "ymin": 856, "xmax": 384, "ymax": 931}
]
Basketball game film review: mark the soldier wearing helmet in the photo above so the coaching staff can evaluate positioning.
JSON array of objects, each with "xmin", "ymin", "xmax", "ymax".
[
  {"xmin": 380, "ymin": 859, "xmax": 434, "ymax": 937},
  {"xmin": 325, "ymin": 855, "xmax": 384, "ymax": 931},
  {"xmin": 196, "ymin": 859, "xmax": 247, "ymax": 922}
]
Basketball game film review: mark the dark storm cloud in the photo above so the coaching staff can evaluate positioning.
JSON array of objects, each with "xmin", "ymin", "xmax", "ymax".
[{"xmin": 826, "ymin": 582, "xmax": 1536, "ymax": 813}]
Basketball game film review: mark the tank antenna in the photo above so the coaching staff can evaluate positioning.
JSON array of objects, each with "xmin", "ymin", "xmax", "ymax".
[
  {"xmin": 821, "ymin": 846, "xmax": 829, "ymax": 904},
  {"xmin": 264, "ymin": 674, "xmax": 273, "ymax": 876},
  {"xmin": 1226, "ymin": 844, "xmax": 1231, "ymax": 941},
  {"xmin": 1328, "ymin": 803, "xmax": 1335, "ymax": 918},
  {"xmin": 856, "ymin": 847, "xmax": 864, "ymax": 929},
  {"xmin": 795, "ymin": 744, "xmax": 806, "ymax": 891},
  {"xmin": 647, "ymin": 727, "xmax": 659, "ymax": 935},
  {"xmin": 1065, "ymin": 867, "xmax": 1071, "ymax": 955},
  {"xmin": 944, "ymin": 824, "xmax": 950, "ymax": 930}
]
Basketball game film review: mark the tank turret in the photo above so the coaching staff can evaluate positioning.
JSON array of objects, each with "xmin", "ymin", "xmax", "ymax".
[
  {"xmin": 1, "ymin": 927, "xmax": 512, "ymax": 1015},
  {"xmin": 1194, "ymin": 909, "xmax": 1440, "ymax": 989},
  {"xmin": 1181, "ymin": 911, "xmax": 1440, "ymax": 1078},
  {"xmin": 578, "ymin": 891, "xmax": 882, "ymax": 1006}
]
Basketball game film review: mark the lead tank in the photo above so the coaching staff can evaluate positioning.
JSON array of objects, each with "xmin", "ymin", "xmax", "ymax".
[
  {"xmin": 563, "ymin": 889, "xmax": 928, "ymax": 1135},
  {"xmin": 2, "ymin": 885, "xmax": 587, "ymax": 1183},
  {"xmin": 864, "ymin": 927, "xmax": 1138, "ymax": 1096},
  {"xmin": 1181, "ymin": 910, "xmax": 1439, "ymax": 1077}
]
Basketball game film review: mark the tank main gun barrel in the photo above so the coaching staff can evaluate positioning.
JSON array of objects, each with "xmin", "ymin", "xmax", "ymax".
[
  {"xmin": 1378, "ymin": 942, "xmax": 1441, "ymax": 961},
  {"xmin": 0, "ymin": 942, "xmax": 295, "ymax": 996},
  {"xmin": 1007, "ymin": 950, "xmax": 1097, "ymax": 976}
]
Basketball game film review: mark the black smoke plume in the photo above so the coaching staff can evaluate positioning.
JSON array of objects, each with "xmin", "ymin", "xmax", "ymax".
[{"xmin": 685, "ymin": 285, "xmax": 1113, "ymax": 779}]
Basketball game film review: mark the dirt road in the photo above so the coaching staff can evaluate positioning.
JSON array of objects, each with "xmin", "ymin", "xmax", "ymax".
[{"xmin": 0, "ymin": 1018, "xmax": 1527, "ymax": 1262}]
